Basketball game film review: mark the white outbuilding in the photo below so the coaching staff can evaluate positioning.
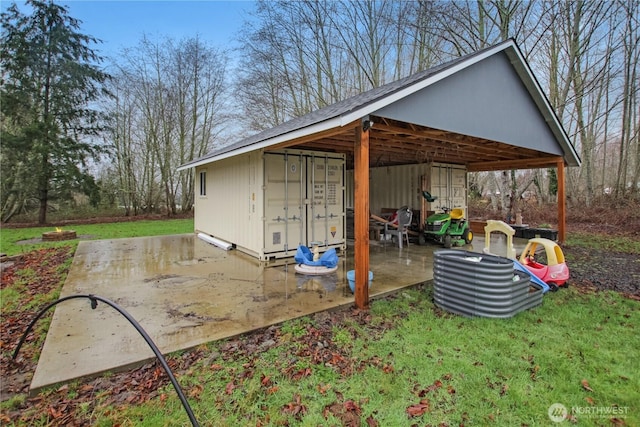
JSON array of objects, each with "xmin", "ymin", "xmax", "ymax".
[{"xmin": 179, "ymin": 39, "xmax": 580, "ymax": 308}]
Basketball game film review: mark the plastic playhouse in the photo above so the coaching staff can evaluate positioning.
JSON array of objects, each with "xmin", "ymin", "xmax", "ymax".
[
  {"xmin": 433, "ymin": 220, "xmax": 571, "ymax": 318},
  {"xmin": 483, "ymin": 220, "xmax": 569, "ymax": 291}
]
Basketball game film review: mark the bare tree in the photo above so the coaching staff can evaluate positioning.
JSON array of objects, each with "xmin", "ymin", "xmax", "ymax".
[
  {"xmin": 430, "ymin": 0, "xmax": 537, "ymax": 55},
  {"xmin": 401, "ymin": 1, "xmax": 449, "ymax": 75},
  {"xmin": 236, "ymin": 0, "xmax": 404, "ymax": 130},
  {"xmin": 234, "ymin": 0, "xmax": 637, "ymax": 206},
  {"xmin": 172, "ymin": 37, "xmax": 228, "ymax": 212},
  {"xmin": 105, "ymin": 35, "xmax": 227, "ymax": 215},
  {"xmin": 614, "ymin": 0, "xmax": 640, "ymax": 197},
  {"xmin": 236, "ymin": 2, "xmax": 301, "ymax": 130},
  {"xmin": 108, "ymin": 80, "xmax": 142, "ymax": 215}
]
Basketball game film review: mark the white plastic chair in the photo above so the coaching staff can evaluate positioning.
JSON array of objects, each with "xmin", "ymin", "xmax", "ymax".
[{"xmin": 384, "ymin": 207, "xmax": 413, "ymax": 248}]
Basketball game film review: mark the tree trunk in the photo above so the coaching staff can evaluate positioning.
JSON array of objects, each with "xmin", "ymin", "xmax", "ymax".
[{"xmin": 38, "ymin": 152, "xmax": 49, "ymax": 224}]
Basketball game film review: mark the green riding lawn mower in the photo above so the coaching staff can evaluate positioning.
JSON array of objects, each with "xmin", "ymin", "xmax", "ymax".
[{"xmin": 418, "ymin": 191, "xmax": 473, "ymax": 248}]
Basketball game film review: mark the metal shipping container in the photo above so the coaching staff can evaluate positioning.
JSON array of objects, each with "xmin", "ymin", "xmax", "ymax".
[
  {"xmin": 429, "ymin": 163, "xmax": 467, "ymax": 211},
  {"xmin": 195, "ymin": 149, "xmax": 346, "ymax": 261},
  {"xmin": 346, "ymin": 162, "xmax": 467, "ymax": 217}
]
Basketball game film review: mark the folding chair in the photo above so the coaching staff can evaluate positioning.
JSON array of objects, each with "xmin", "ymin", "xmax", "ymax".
[{"xmin": 384, "ymin": 206, "xmax": 412, "ymax": 248}]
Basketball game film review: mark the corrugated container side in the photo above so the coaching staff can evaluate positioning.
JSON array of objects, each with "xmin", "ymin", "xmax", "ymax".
[
  {"xmin": 262, "ymin": 150, "xmax": 346, "ymax": 260},
  {"xmin": 195, "ymin": 151, "xmax": 263, "ymax": 254},
  {"xmin": 195, "ymin": 149, "xmax": 345, "ymax": 260},
  {"xmin": 346, "ymin": 163, "xmax": 467, "ymax": 219}
]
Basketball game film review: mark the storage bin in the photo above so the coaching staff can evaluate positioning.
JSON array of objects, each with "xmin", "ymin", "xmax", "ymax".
[
  {"xmin": 347, "ymin": 270, "xmax": 373, "ymax": 293},
  {"xmin": 433, "ymin": 250, "xmax": 543, "ymax": 318}
]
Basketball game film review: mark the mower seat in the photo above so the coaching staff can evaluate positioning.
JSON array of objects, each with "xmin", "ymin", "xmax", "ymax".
[{"xmin": 450, "ymin": 208, "xmax": 464, "ymax": 220}]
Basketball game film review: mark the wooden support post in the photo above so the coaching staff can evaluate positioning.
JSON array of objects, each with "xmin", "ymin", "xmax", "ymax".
[
  {"xmin": 557, "ymin": 159, "xmax": 566, "ymax": 243},
  {"xmin": 354, "ymin": 123, "xmax": 370, "ymax": 310},
  {"xmin": 420, "ymin": 174, "xmax": 430, "ymax": 231}
]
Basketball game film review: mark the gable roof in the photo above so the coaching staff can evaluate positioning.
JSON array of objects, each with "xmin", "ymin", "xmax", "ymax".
[{"xmin": 179, "ymin": 39, "xmax": 580, "ymax": 171}]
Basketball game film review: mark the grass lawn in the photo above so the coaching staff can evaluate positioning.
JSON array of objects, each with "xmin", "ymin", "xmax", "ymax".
[
  {"xmin": 1, "ymin": 219, "xmax": 638, "ymax": 426},
  {"xmin": 0, "ymin": 219, "xmax": 194, "ymax": 256},
  {"xmin": 72, "ymin": 286, "xmax": 637, "ymax": 426}
]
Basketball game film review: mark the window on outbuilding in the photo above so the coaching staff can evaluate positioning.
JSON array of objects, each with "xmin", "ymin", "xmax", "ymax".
[{"xmin": 199, "ymin": 171, "xmax": 206, "ymax": 196}]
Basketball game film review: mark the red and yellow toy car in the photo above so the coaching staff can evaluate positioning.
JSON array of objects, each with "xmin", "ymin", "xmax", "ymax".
[{"xmin": 519, "ymin": 238, "xmax": 569, "ymax": 291}]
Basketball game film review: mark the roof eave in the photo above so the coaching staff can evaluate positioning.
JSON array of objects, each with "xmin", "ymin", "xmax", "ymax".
[
  {"xmin": 179, "ymin": 39, "xmax": 581, "ymax": 171},
  {"xmin": 177, "ymin": 116, "xmax": 350, "ymax": 171}
]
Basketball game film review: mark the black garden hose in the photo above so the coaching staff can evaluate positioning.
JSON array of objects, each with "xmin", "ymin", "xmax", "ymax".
[{"xmin": 12, "ymin": 294, "xmax": 199, "ymax": 427}]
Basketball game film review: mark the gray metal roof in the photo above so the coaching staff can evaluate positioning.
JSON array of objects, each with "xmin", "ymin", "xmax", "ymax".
[{"xmin": 179, "ymin": 39, "xmax": 580, "ymax": 171}]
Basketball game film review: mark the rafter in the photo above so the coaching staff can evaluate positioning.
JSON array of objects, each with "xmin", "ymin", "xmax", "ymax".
[{"xmin": 275, "ymin": 116, "xmax": 562, "ymax": 173}]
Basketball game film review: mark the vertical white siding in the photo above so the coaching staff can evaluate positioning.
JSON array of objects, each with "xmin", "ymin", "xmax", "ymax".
[{"xmin": 195, "ymin": 151, "xmax": 263, "ymax": 254}]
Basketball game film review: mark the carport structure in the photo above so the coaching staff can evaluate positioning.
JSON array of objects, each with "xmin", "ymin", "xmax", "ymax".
[{"xmin": 181, "ymin": 39, "xmax": 580, "ymax": 310}]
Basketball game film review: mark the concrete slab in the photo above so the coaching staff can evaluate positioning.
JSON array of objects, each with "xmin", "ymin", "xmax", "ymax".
[
  {"xmin": 30, "ymin": 232, "xmax": 526, "ymax": 391},
  {"xmin": 31, "ymin": 234, "xmax": 441, "ymax": 391}
]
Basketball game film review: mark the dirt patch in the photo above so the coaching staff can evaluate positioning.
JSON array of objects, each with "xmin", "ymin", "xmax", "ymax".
[{"xmin": 564, "ymin": 246, "xmax": 640, "ymax": 297}]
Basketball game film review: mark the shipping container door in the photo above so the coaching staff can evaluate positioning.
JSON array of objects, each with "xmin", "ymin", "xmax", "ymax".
[
  {"xmin": 450, "ymin": 167, "xmax": 467, "ymax": 210},
  {"xmin": 307, "ymin": 154, "xmax": 345, "ymax": 247},
  {"xmin": 263, "ymin": 153, "xmax": 304, "ymax": 255},
  {"xmin": 431, "ymin": 164, "xmax": 467, "ymax": 213}
]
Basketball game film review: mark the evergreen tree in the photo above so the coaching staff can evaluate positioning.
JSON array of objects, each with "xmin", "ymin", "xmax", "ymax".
[{"xmin": 1, "ymin": 0, "xmax": 110, "ymax": 223}]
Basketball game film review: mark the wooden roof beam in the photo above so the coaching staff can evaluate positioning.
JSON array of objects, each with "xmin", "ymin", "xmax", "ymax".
[
  {"xmin": 374, "ymin": 124, "xmax": 537, "ymax": 160},
  {"xmin": 467, "ymin": 156, "xmax": 564, "ymax": 171},
  {"xmin": 374, "ymin": 136, "xmax": 519, "ymax": 163},
  {"xmin": 376, "ymin": 121, "xmax": 504, "ymax": 150},
  {"xmin": 268, "ymin": 120, "xmax": 361, "ymax": 151},
  {"xmin": 314, "ymin": 125, "xmax": 532, "ymax": 163}
]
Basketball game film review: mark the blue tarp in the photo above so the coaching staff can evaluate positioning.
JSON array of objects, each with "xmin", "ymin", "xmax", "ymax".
[{"xmin": 295, "ymin": 245, "xmax": 338, "ymax": 268}]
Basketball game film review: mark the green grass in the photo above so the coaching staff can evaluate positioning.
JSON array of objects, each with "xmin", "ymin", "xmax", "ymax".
[
  {"xmin": 73, "ymin": 286, "xmax": 638, "ymax": 426},
  {"xmin": 0, "ymin": 219, "xmax": 194, "ymax": 256},
  {"xmin": 566, "ymin": 231, "xmax": 640, "ymax": 253},
  {"xmin": 1, "ymin": 222, "xmax": 638, "ymax": 426}
]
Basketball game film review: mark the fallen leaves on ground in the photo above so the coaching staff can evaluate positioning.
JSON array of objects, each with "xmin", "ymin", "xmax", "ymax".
[
  {"xmin": 1, "ymin": 247, "xmax": 75, "ymax": 400},
  {"xmin": 406, "ymin": 399, "xmax": 430, "ymax": 417},
  {"xmin": 282, "ymin": 393, "xmax": 307, "ymax": 420},
  {"xmin": 1, "ymin": 218, "xmax": 638, "ymax": 425},
  {"xmin": 581, "ymin": 379, "xmax": 594, "ymax": 392},
  {"xmin": 408, "ymin": 375, "xmax": 456, "ymax": 419},
  {"xmin": 323, "ymin": 395, "xmax": 363, "ymax": 426}
]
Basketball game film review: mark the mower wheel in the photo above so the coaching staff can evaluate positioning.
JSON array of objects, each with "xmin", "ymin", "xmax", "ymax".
[
  {"xmin": 444, "ymin": 234, "xmax": 452, "ymax": 248},
  {"xmin": 464, "ymin": 229, "xmax": 473, "ymax": 244}
]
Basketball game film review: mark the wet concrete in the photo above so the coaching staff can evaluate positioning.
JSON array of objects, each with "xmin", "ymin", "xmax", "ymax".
[{"xmin": 30, "ymin": 233, "xmax": 523, "ymax": 391}]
